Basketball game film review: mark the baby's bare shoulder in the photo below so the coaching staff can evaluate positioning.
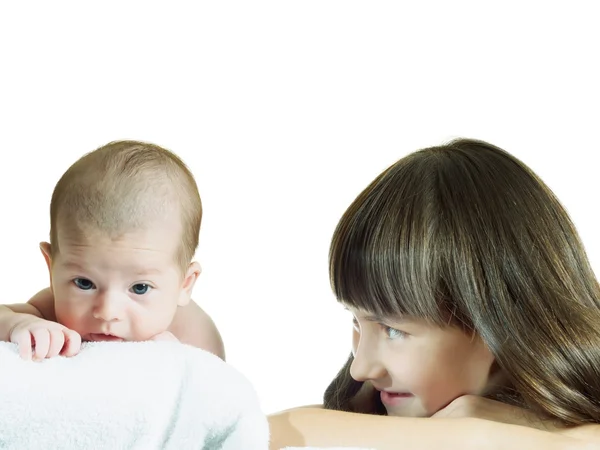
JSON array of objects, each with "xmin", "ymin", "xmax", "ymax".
[
  {"xmin": 5, "ymin": 288, "xmax": 56, "ymax": 320},
  {"xmin": 169, "ymin": 301, "xmax": 226, "ymax": 360},
  {"xmin": 27, "ymin": 288, "xmax": 57, "ymax": 321}
]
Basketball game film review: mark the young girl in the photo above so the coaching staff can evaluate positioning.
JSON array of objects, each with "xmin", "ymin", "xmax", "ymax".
[{"xmin": 269, "ymin": 138, "xmax": 600, "ymax": 449}]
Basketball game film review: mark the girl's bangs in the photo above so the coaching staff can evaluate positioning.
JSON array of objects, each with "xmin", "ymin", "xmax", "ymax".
[{"xmin": 329, "ymin": 159, "xmax": 450, "ymax": 325}]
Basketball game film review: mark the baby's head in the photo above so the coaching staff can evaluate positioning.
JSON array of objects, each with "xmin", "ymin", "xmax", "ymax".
[{"xmin": 41, "ymin": 140, "xmax": 202, "ymax": 342}]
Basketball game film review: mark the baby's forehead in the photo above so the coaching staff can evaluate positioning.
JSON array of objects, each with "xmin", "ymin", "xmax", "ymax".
[
  {"xmin": 54, "ymin": 231, "xmax": 180, "ymax": 269},
  {"xmin": 57, "ymin": 219, "xmax": 181, "ymax": 249}
]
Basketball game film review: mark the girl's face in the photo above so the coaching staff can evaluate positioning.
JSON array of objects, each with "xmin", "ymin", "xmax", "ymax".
[{"xmin": 348, "ymin": 306, "xmax": 498, "ymax": 417}]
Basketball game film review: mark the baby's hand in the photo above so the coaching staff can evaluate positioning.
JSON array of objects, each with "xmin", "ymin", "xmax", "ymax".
[
  {"xmin": 149, "ymin": 330, "xmax": 179, "ymax": 342},
  {"xmin": 8, "ymin": 314, "xmax": 81, "ymax": 361}
]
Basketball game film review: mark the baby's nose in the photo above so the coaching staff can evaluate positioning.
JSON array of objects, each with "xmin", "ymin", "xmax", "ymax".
[{"xmin": 92, "ymin": 292, "xmax": 123, "ymax": 322}]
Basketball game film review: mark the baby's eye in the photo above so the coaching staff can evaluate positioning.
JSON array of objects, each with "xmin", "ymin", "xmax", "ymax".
[
  {"xmin": 383, "ymin": 325, "xmax": 407, "ymax": 340},
  {"xmin": 73, "ymin": 278, "xmax": 95, "ymax": 290},
  {"xmin": 130, "ymin": 283, "xmax": 151, "ymax": 295}
]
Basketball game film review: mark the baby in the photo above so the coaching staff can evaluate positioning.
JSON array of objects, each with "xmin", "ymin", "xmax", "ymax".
[{"xmin": 0, "ymin": 140, "xmax": 224, "ymax": 361}]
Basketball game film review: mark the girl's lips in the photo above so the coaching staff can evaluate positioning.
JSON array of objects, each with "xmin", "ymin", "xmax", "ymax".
[{"xmin": 380, "ymin": 390, "xmax": 414, "ymax": 406}]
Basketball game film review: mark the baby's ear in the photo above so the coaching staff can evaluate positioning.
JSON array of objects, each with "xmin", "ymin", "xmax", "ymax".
[
  {"xmin": 39, "ymin": 242, "xmax": 54, "ymax": 288},
  {"xmin": 178, "ymin": 261, "xmax": 201, "ymax": 306},
  {"xmin": 39, "ymin": 242, "xmax": 53, "ymax": 271}
]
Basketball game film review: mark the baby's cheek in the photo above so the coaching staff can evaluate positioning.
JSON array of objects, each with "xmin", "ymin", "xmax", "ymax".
[
  {"xmin": 54, "ymin": 306, "xmax": 81, "ymax": 330},
  {"xmin": 131, "ymin": 305, "xmax": 173, "ymax": 338},
  {"xmin": 54, "ymin": 294, "xmax": 87, "ymax": 325}
]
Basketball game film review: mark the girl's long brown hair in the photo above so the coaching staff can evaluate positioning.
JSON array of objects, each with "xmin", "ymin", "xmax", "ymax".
[{"xmin": 324, "ymin": 138, "xmax": 600, "ymax": 425}]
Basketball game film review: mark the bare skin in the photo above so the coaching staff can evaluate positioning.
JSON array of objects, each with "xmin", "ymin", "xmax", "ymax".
[
  {"xmin": 267, "ymin": 407, "xmax": 597, "ymax": 450},
  {"xmin": 2, "ymin": 287, "xmax": 225, "ymax": 360}
]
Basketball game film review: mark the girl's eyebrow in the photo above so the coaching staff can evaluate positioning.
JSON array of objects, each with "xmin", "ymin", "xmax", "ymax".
[
  {"xmin": 342, "ymin": 304, "xmax": 406, "ymax": 323},
  {"xmin": 363, "ymin": 314, "xmax": 385, "ymax": 322},
  {"xmin": 365, "ymin": 314, "xmax": 406, "ymax": 324},
  {"xmin": 365, "ymin": 313, "xmax": 408, "ymax": 324}
]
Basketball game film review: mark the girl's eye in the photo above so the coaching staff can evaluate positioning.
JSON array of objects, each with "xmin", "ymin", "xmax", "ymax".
[
  {"xmin": 73, "ymin": 278, "xmax": 95, "ymax": 290},
  {"xmin": 383, "ymin": 325, "xmax": 407, "ymax": 340},
  {"xmin": 352, "ymin": 316, "xmax": 360, "ymax": 332},
  {"xmin": 130, "ymin": 284, "xmax": 151, "ymax": 295}
]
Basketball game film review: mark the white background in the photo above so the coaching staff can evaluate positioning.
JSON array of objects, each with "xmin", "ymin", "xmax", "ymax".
[{"xmin": 1, "ymin": 2, "xmax": 599, "ymax": 415}]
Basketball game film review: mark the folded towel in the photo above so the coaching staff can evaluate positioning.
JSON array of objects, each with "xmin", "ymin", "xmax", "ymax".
[{"xmin": 0, "ymin": 340, "xmax": 269, "ymax": 449}]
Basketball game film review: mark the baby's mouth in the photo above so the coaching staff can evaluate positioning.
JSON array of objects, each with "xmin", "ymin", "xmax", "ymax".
[{"xmin": 86, "ymin": 333, "xmax": 124, "ymax": 342}]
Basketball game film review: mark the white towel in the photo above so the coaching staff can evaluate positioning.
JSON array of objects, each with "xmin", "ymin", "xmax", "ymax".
[{"xmin": 0, "ymin": 340, "xmax": 269, "ymax": 449}]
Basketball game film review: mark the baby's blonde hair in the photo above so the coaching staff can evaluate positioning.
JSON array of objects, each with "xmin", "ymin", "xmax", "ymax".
[{"xmin": 49, "ymin": 140, "xmax": 202, "ymax": 271}]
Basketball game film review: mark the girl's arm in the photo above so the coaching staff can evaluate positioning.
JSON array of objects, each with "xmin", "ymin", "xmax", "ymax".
[{"xmin": 268, "ymin": 407, "xmax": 584, "ymax": 450}]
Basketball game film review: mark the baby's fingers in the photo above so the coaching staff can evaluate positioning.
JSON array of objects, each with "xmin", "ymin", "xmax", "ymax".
[
  {"xmin": 47, "ymin": 329, "xmax": 66, "ymax": 358},
  {"xmin": 30, "ymin": 328, "xmax": 51, "ymax": 361},
  {"xmin": 60, "ymin": 329, "xmax": 82, "ymax": 357},
  {"xmin": 10, "ymin": 329, "xmax": 34, "ymax": 360}
]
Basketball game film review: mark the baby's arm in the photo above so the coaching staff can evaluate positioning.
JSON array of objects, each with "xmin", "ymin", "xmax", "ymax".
[{"xmin": 0, "ymin": 301, "xmax": 44, "ymax": 321}]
